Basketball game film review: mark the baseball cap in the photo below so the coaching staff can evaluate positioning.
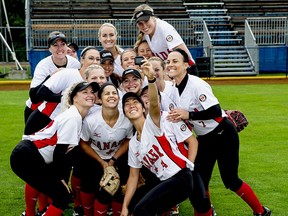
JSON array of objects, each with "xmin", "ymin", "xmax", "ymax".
[
  {"xmin": 133, "ymin": 10, "xmax": 154, "ymax": 23},
  {"xmin": 70, "ymin": 81, "xmax": 100, "ymax": 104},
  {"xmin": 67, "ymin": 42, "xmax": 79, "ymax": 51},
  {"xmin": 122, "ymin": 68, "xmax": 142, "ymax": 81},
  {"xmin": 122, "ymin": 92, "xmax": 145, "ymax": 112},
  {"xmin": 100, "ymin": 50, "xmax": 114, "ymax": 64},
  {"xmin": 48, "ymin": 31, "xmax": 67, "ymax": 47}
]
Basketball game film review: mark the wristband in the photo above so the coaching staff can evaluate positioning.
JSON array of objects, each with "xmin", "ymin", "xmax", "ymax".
[
  {"xmin": 148, "ymin": 77, "xmax": 156, "ymax": 83},
  {"xmin": 189, "ymin": 111, "xmax": 194, "ymax": 120},
  {"xmin": 111, "ymin": 156, "xmax": 117, "ymax": 162}
]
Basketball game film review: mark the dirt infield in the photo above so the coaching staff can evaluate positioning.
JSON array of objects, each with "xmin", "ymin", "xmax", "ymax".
[{"xmin": 0, "ymin": 76, "xmax": 287, "ymax": 91}]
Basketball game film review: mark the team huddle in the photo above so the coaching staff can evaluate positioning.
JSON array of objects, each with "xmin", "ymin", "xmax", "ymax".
[{"xmin": 10, "ymin": 3, "xmax": 271, "ymax": 216}]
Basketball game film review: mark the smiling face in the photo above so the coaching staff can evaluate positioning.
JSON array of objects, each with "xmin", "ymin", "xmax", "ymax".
[
  {"xmin": 86, "ymin": 67, "xmax": 107, "ymax": 87},
  {"xmin": 99, "ymin": 25, "xmax": 117, "ymax": 50},
  {"xmin": 81, "ymin": 49, "xmax": 101, "ymax": 69},
  {"xmin": 123, "ymin": 97, "xmax": 145, "ymax": 120},
  {"xmin": 101, "ymin": 59, "xmax": 114, "ymax": 77},
  {"xmin": 121, "ymin": 49, "xmax": 137, "ymax": 70},
  {"xmin": 137, "ymin": 41, "xmax": 153, "ymax": 59},
  {"xmin": 136, "ymin": 17, "xmax": 156, "ymax": 37},
  {"xmin": 99, "ymin": 84, "xmax": 119, "ymax": 109},
  {"xmin": 122, "ymin": 73, "xmax": 143, "ymax": 94},
  {"xmin": 166, "ymin": 51, "xmax": 188, "ymax": 82},
  {"xmin": 49, "ymin": 39, "xmax": 68, "ymax": 59},
  {"xmin": 72, "ymin": 86, "xmax": 96, "ymax": 108}
]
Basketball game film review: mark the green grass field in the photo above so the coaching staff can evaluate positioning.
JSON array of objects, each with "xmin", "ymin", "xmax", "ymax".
[{"xmin": 0, "ymin": 84, "xmax": 287, "ymax": 215}]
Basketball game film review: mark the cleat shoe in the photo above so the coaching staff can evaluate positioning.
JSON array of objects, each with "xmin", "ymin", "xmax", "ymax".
[
  {"xmin": 253, "ymin": 206, "xmax": 272, "ymax": 216},
  {"xmin": 170, "ymin": 204, "xmax": 179, "ymax": 216},
  {"xmin": 106, "ymin": 206, "xmax": 113, "ymax": 216},
  {"xmin": 21, "ymin": 211, "xmax": 26, "ymax": 216},
  {"xmin": 73, "ymin": 205, "xmax": 84, "ymax": 216},
  {"xmin": 211, "ymin": 205, "xmax": 217, "ymax": 216}
]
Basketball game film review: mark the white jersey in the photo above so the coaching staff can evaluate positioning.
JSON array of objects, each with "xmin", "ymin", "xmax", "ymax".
[
  {"xmin": 160, "ymin": 92, "xmax": 176, "ymax": 112},
  {"xmin": 163, "ymin": 80, "xmax": 174, "ymax": 99},
  {"xmin": 26, "ymin": 55, "xmax": 80, "ymax": 108},
  {"xmin": 81, "ymin": 108, "xmax": 133, "ymax": 160},
  {"xmin": 128, "ymin": 112, "xmax": 194, "ymax": 181},
  {"xmin": 170, "ymin": 75, "xmax": 226, "ymax": 136},
  {"xmin": 37, "ymin": 68, "xmax": 84, "ymax": 120},
  {"xmin": 22, "ymin": 105, "xmax": 82, "ymax": 164},
  {"xmin": 144, "ymin": 19, "xmax": 184, "ymax": 61},
  {"xmin": 114, "ymin": 53, "xmax": 124, "ymax": 77}
]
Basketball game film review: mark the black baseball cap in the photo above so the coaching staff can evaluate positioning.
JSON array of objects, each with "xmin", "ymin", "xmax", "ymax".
[
  {"xmin": 68, "ymin": 42, "xmax": 79, "ymax": 51},
  {"xmin": 48, "ymin": 31, "xmax": 67, "ymax": 47},
  {"xmin": 122, "ymin": 92, "xmax": 145, "ymax": 113},
  {"xmin": 122, "ymin": 68, "xmax": 142, "ymax": 81},
  {"xmin": 133, "ymin": 10, "xmax": 154, "ymax": 23},
  {"xmin": 100, "ymin": 50, "xmax": 114, "ymax": 64},
  {"xmin": 70, "ymin": 81, "xmax": 100, "ymax": 104}
]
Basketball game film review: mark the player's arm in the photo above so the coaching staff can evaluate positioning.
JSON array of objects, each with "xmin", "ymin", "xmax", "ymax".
[
  {"xmin": 184, "ymin": 135, "xmax": 198, "ymax": 163},
  {"xmin": 167, "ymin": 104, "xmax": 222, "ymax": 122},
  {"xmin": 121, "ymin": 167, "xmax": 140, "ymax": 216},
  {"xmin": 109, "ymin": 138, "xmax": 129, "ymax": 166},
  {"xmin": 79, "ymin": 138, "xmax": 109, "ymax": 169},
  {"xmin": 36, "ymin": 85, "xmax": 62, "ymax": 103},
  {"xmin": 29, "ymin": 75, "xmax": 51, "ymax": 103},
  {"xmin": 141, "ymin": 61, "xmax": 161, "ymax": 127}
]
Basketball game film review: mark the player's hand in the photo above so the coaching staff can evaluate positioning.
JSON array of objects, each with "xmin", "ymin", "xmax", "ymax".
[
  {"xmin": 120, "ymin": 206, "xmax": 129, "ymax": 216},
  {"xmin": 140, "ymin": 60, "xmax": 154, "ymax": 80},
  {"xmin": 167, "ymin": 108, "xmax": 189, "ymax": 122}
]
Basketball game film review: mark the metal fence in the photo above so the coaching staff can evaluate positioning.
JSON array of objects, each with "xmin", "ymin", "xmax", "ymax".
[
  {"xmin": 246, "ymin": 17, "xmax": 288, "ymax": 45},
  {"xmin": 29, "ymin": 18, "xmax": 204, "ymax": 49}
]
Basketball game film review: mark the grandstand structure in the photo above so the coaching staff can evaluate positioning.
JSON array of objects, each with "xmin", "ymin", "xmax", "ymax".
[{"xmin": 26, "ymin": 0, "xmax": 288, "ymax": 76}]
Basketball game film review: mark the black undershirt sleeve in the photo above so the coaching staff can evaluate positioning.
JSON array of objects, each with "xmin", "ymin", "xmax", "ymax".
[
  {"xmin": 29, "ymin": 75, "xmax": 51, "ymax": 103},
  {"xmin": 37, "ymin": 85, "xmax": 62, "ymax": 103},
  {"xmin": 189, "ymin": 104, "xmax": 222, "ymax": 120},
  {"xmin": 53, "ymin": 144, "xmax": 70, "ymax": 180}
]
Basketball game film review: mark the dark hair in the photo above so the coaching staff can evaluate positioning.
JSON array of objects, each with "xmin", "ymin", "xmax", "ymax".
[
  {"xmin": 173, "ymin": 48, "xmax": 189, "ymax": 63},
  {"xmin": 97, "ymin": 82, "xmax": 118, "ymax": 99},
  {"xmin": 80, "ymin": 46, "xmax": 98, "ymax": 58}
]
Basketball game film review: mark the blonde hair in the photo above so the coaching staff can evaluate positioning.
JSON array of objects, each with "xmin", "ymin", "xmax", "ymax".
[
  {"xmin": 120, "ymin": 48, "xmax": 137, "ymax": 64},
  {"xmin": 61, "ymin": 82, "xmax": 79, "ymax": 112},
  {"xmin": 84, "ymin": 64, "xmax": 105, "ymax": 80},
  {"xmin": 98, "ymin": 23, "xmax": 122, "ymax": 54},
  {"xmin": 148, "ymin": 56, "xmax": 165, "ymax": 69},
  {"xmin": 134, "ymin": 34, "xmax": 145, "ymax": 53}
]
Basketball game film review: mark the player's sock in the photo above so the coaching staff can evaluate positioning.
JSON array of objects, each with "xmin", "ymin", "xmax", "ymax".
[
  {"xmin": 25, "ymin": 183, "xmax": 39, "ymax": 216},
  {"xmin": 38, "ymin": 193, "xmax": 49, "ymax": 212},
  {"xmin": 80, "ymin": 191, "xmax": 94, "ymax": 216},
  {"xmin": 94, "ymin": 199, "xmax": 108, "ymax": 216},
  {"xmin": 236, "ymin": 182, "xmax": 264, "ymax": 214},
  {"xmin": 44, "ymin": 204, "xmax": 63, "ymax": 216},
  {"xmin": 71, "ymin": 175, "xmax": 82, "ymax": 207},
  {"xmin": 111, "ymin": 201, "xmax": 122, "ymax": 216}
]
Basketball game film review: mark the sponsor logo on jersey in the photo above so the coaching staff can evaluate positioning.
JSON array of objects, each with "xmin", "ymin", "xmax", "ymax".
[
  {"xmin": 199, "ymin": 94, "xmax": 207, "ymax": 102},
  {"xmin": 169, "ymin": 103, "xmax": 175, "ymax": 111},
  {"xmin": 166, "ymin": 35, "xmax": 173, "ymax": 42},
  {"xmin": 180, "ymin": 124, "xmax": 187, "ymax": 131}
]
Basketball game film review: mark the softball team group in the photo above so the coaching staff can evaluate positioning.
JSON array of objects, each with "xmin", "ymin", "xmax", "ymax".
[{"xmin": 10, "ymin": 4, "xmax": 271, "ymax": 216}]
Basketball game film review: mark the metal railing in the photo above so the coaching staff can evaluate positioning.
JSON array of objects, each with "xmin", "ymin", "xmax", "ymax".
[
  {"xmin": 246, "ymin": 17, "xmax": 288, "ymax": 45},
  {"xmin": 245, "ymin": 20, "xmax": 259, "ymax": 74},
  {"xmin": 28, "ymin": 19, "xmax": 204, "ymax": 49}
]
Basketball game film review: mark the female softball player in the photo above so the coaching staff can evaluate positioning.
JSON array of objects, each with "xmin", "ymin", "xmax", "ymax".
[
  {"xmin": 24, "ymin": 46, "xmax": 100, "ymax": 135},
  {"xmin": 165, "ymin": 49, "xmax": 271, "ymax": 216},
  {"xmin": 120, "ymin": 60, "xmax": 201, "ymax": 216},
  {"xmin": 25, "ymin": 31, "xmax": 80, "ymax": 123},
  {"xmin": 79, "ymin": 82, "xmax": 133, "ymax": 216},
  {"xmin": 11, "ymin": 81, "xmax": 99, "ymax": 216},
  {"xmin": 132, "ymin": 4, "xmax": 195, "ymax": 64},
  {"xmin": 98, "ymin": 23, "xmax": 124, "ymax": 78}
]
